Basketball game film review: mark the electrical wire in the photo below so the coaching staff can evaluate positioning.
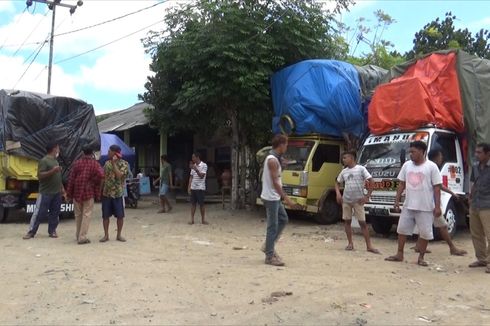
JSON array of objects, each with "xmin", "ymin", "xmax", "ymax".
[
  {"xmin": 13, "ymin": 39, "xmax": 48, "ymax": 89},
  {"xmin": 13, "ymin": 9, "xmax": 50, "ymax": 56},
  {"xmin": 54, "ymin": 19, "xmax": 166, "ymax": 65},
  {"xmin": 0, "ymin": 6, "xmax": 28, "ymax": 52}
]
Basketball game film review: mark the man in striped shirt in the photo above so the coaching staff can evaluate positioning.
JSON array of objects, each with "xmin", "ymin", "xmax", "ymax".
[{"xmin": 188, "ymin": 152, "xmax": 208, "ymax": 225}]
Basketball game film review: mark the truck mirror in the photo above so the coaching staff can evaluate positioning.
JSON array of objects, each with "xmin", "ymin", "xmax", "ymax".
[{"xmin": 400, "ymin": 149, "xmax": 406, "ymax": 165}]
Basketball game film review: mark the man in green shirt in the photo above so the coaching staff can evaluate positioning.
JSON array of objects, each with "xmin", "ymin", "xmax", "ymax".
[
  {"xmin": 153, "ymin": 155, "xmax": 173, "ymax": 213},
  {"xmin": 100, "ymin": 145, "xmax": 129, "ymax": 242},
  {"xmin": 23, "ymin": 142, "xmax": 65, "ymax": 239}
]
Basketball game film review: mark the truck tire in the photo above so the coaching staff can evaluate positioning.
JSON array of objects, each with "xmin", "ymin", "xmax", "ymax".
[
  {"xmin": 315, "ymin": 195, "xmax": 341, "ymax": 224},
  {"xmin": 371, "ymin": 217, "xmax": 393, "ymax": 235},
  {"xmin": 434, "ymin": 200, "xmax": 457, "ymax": 240}
]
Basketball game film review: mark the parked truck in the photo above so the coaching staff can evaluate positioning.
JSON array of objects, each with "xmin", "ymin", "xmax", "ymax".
[
  {"xmin": 256, "ymin": 60, "xmax": 386, "ymax": 224},
  {"xmin": 360, "ymin": 50, "xmax": 490, "ymax": 236},
  {"xmin": 0, "ymin": 90, "xmax": 100, "ymax": 222}
]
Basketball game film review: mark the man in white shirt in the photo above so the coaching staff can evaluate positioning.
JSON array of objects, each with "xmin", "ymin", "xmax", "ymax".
[
  {"xmin": 188, "ymin": 152, "xmax": 208, "ymax": 225},
  {"xmin": 386, "ymin": 141, "xmax": 442, "ymax": 267}
]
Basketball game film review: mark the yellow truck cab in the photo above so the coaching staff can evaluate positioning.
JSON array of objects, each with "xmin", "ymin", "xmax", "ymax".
[{"xmin": 257, "ymin": 134, "xmax": 345, "ymax": 224}]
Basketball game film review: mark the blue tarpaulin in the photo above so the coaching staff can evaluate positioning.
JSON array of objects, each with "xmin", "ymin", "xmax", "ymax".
[
  {"xmin": 99, "ymin": 133, "xmax": 136, "ymax": 172},
  {"xmin": 271, "ymin": 60, "xmax": 378, "ymax": 138}
]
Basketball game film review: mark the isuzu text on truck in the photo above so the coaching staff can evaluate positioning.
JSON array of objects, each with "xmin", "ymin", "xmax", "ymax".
[{"xmin": 359, "ymin": 50, "xmax": 490, "ymax": 237}]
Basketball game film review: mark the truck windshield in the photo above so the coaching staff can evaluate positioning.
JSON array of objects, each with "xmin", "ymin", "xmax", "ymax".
[{"xmin": 283, "ymin": 140, "xmax": 314, "ymax": 171}]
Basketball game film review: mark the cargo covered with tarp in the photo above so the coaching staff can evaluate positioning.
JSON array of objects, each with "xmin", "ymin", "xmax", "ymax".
[
  {"xmin": 271, "ymin": 60, "xmax": 387, "ymax": 138},
  {"xmin": 0, "ymin": 89, "xmax": 100, "ymax": 179},
  {"xmin": 368, "ymin": 50, "xmax": 490, "ymax": 160}
]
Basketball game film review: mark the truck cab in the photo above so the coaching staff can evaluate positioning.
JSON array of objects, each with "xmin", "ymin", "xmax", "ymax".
[
  {"xmin": 358, "ymin": 128, "xmax": 467, "ymax": 236},
  {"xmin": 257, "ymin": 135, "xmax": 345, "ymax": 224}
]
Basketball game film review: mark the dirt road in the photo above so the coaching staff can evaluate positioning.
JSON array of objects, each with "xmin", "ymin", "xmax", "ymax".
[{"xmin": 1, "ymin": 197, "xmax": 489, "ymax": 325}]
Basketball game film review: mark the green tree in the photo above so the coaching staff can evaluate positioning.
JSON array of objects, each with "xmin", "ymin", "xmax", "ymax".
[
  {"xmin": 141, "ymin": 0, "xmax": 352, "ymax": 209},
  {"xmin": 408, "ymin": 12, "xmax": 490, "ymax": 59},
  {"xmin": 344, "ymin": 10, "xmax": 405, "ymax": 69}
]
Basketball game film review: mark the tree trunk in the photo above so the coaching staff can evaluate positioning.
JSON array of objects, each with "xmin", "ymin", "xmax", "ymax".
[{"xmin": 230, "ymin": 110, "xmax": 240, "ymax": 210}]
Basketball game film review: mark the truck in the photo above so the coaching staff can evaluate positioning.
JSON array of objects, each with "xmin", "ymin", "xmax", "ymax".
[
  {"xmin": 359, "ymin": 50, "xmax": 490, "ymax": 237},
  {"xmin": 256, "ymin": 60, "xmax": 386, "ymax": 224},
  {"xmin": 0, "ymin": 90, "xmax": 100, "ymax": 222}
]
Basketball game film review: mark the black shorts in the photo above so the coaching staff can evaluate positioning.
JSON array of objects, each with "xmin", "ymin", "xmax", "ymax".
[
  {"xmin": 102, "ymin": 196, "xmax": 125, "ymax": 219},
  {"xmin": 190, "ymin": 190, "xmax": 205, "ymax": 206}
]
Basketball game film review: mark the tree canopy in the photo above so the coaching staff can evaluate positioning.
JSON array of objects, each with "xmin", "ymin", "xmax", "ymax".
[{"xmin": 407, "ymin": 12, "xmax": 490, "ymax": 59}]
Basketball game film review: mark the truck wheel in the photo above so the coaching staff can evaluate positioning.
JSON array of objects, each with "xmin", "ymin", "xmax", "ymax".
[
  {"xmin": 315, "ymin": 196, "xmax": 341, "ymax": 225},
  {"xmin": 371, "ymin": 217, "xmax": 393, "ymax": 235},
  {"xmin": 434, "ymin": 201, "xmax": 457, "ymax": 239}
]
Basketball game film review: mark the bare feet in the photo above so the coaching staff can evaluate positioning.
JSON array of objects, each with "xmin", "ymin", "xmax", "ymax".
[
  {"xmin": 411, "ymin": 246, "xmax": 432, "ymax": 254},
  {"xmin": 385, "ymin": 255, "xmax": 403, "ymax": 262},
  {"xmin": 417, "ymin": 259, "xmax": 429, "ymax": 267},
  {"xmin": 450, "ymin": 248, "xmax": 467, "ymax": 256},
  {"xmin": 99, "ymin": 236, "xmax": 109, "ymax": 243},
  {"xmin": 116, "ymin": 236, "xmax": 126, "ymax": 242},
  {"xmin": 345, "ymin": 244, "xmax": 354, "ymax": 251},
  {"xmin": 367, "ymin": 248, "xmax": 381, "ymax": 254}
]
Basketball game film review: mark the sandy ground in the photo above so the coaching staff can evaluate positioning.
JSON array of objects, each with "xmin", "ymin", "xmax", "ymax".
[{"xmin": 1, "ymin": 196, "xmax": 490, "ymax": 326}]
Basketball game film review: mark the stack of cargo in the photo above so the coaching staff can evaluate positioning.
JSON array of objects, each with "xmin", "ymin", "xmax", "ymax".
[{"xmin": 271, "ymin": 60, "xmax": 387, "ymax": 138}]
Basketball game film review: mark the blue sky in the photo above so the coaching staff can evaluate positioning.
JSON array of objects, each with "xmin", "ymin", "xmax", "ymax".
[{"xmin": 0, "ymin": 0, "xmax": 489, "ymax": 115}]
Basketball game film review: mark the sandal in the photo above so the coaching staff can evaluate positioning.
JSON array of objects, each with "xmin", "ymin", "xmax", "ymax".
[
  {"xmin": 367, "ymin": 248, "xmax": 381, "ymax": 254},
  {"xmin": 99, "ymin": 237, "xmax": 109, "ymax": 243},
  {"xmin": 385, "ymin": 255, "xmax": 403, "ymax": 262},
  {"xmin": 469, "ymin": 260, "xmax": 487, "ymax": 268},
  {"xmin": 417, "ymin": 259, "xmax": 429, "ymax": 267},
  {"xmin": 345, "ymin": 244, "xmax": 354, "ymax": 251}
]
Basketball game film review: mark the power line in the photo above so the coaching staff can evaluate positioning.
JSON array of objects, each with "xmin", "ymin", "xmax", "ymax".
[
  {"xmin": 55, "ymin": 19, "xmax": 166, "ymax": 65},
  {"xmin": 13, "ymin": 9, "xmax": 50, "ymax": 56},
  {"xmin": 13, "ymin": 39, "xmax": 48, "ymax": 89},
  {"xmin": 0, "ymin": 6, "xmax": 28, "ymax": 52},
  {"xmin": 53, "ymin": 1, "xmax": 167, "ymax": 38}
]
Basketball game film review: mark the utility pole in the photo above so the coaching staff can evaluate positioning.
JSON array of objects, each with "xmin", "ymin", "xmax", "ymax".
[{"xmin": 26, "ymin": 0, "xmax": 83, "ymax": 94}]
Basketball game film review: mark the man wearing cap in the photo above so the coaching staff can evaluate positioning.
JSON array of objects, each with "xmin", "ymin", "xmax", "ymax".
[
  {"xmin": 100, "ymin": 144, "xmax": 129, "ymax": 242},
  {"xmin": 66, "ymin": 144, "xmax": 104, "ymax": 244}
]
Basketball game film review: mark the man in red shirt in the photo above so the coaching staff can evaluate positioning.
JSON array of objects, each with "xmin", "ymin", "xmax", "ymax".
[{"xmin": 66, "ymin": 145, "xmax": 104, "ymax": 244}]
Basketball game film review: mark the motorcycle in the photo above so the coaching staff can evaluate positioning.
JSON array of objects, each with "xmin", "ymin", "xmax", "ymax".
[{"xmin": 125, "ymin": 178, "xmax": 140, "ymax": 208}]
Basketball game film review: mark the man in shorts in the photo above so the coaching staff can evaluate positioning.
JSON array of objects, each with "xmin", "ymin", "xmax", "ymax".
[
  {"xmin": 100, "ymin": 144, "xmax": 129, "ymax": 242},
  {"xmin": 335, "ymin": 151, "xmax": 379, "ymax": 254},
  {"xmin": 153, "ymin": 155, "xmax": 173, "ymax": 213},
  {"xmin": 386, "ymin": 141, "xmax": 442, "ymax": 266},
  {"xmin": 411, "ymin": 149, "xmax": 466, "ymax": 256},
  {"xmin": 188, "ymin": 152, "xmax": 208, "ymax": 225}
]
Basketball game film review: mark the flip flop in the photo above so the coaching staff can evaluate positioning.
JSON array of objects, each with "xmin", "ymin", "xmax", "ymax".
[
  {"xmin": 417, "ymin": 260, "xmax": 429, "ymax": 267},
  {"xmin": 345, "ymin": 245, "xmax": 354, "ymax": 251},
  {"xmin": 385, "ymin": 255, "xmax": 403, "ymax": 262},
  {"xmin": 99, "ymin": 237, "xmax": 109, "ymax": 243},
  {"xmin": 367, "ymin": 248, "xmax": 381, "ymax": 254}
]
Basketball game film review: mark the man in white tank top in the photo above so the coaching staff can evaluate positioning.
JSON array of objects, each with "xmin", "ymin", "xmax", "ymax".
[{"xmin": 261, "ymin": 134, "xmax": 299, "ymax": 266}]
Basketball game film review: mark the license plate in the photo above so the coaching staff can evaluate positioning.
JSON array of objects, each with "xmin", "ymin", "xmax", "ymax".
[
  {"xmin": 26, "ymin": 203, "xmax": 74, "ymax": 214},
  {"xmin": 369, "ymin": 208, "xmax": 389, "ymax": 216},
  {"xmin": 372, "ymin": 180, "xmax": 399, "ymax": 191}
]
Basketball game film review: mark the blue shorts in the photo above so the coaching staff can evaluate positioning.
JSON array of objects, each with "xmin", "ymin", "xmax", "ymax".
[
  {"xmin": 159, "ymin": 183, "xmax": 169, "ymax": 196},
  {"xmin": 190, "ymin": 190, "xmax": 205, "ymax": 206},
  {"xmin": 102, "ymin": 196, "xmax": 125, "ymax": 219}
]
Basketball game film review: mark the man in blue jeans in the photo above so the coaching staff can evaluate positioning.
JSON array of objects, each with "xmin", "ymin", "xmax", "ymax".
[
  {"xmin": 23, "ymin": 142, "xmax": 65, "ymax": 239},
  {"xmin": 261, "ymin": 134, "xmax": 300, "ymax": 266}
]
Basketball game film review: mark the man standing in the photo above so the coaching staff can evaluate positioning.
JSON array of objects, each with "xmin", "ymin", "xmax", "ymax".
[
  {"xmin": 23, "ymin": 142, "xmax": 65, "ymax": 239},
  {"xmin": 335, "ymin": 151, "xmax": 380, "ymax": 254},
  {"xmin": 261, "ymin": 134, "xmax": 299, "ymax": 267},
  {"xmin": 385, "ymin": 141, "xmax": 442, "ymax": 267},
  {"xmin": 66, "ymin": 144, "xmax": 104, "ymax": 244},
  {"xmin": 188, "ymin": 153, "xmax": 208, "ymax": 225},
  {"xmin": 468, "ymin": 143, "xmax": 490, "ymax": 272},
  {"xmin": 411, "ymin": 149, "xmax": 466, "ymax": 256},
  {"xmin": 100, "ymin": 145, "xmax": 129, "ymax": 242},
  {"xmin": 153, "ymin": 155, "xmax": 173, "ymax": 213}
]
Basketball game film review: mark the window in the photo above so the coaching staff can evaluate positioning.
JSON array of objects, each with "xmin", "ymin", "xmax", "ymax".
[
  {"xmin": 431, "ymin": 133, "xmax": 457, "ymax": 164},
  {"xmin": 312, "ymin": 144, "xmax": 340, "ymax": 172}
]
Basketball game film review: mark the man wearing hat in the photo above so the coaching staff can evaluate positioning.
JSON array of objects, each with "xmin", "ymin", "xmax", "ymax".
[
  {"xmin": 66, "ymin": 143, "xmax": 104, "ymax": 244},
  {"xmin": 100, "ymin": 144, "xmax": 129, "ymax": 242}
]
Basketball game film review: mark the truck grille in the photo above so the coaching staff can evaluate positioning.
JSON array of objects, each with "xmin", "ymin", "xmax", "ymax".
[{"xmin": 370, "ymin": 195, "xmax": 405, "ymax": 204}]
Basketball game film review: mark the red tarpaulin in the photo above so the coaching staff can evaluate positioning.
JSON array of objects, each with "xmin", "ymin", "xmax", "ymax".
[{"xmin": 369, "ymin": 52, "xmax": 464, "ymax": 135}]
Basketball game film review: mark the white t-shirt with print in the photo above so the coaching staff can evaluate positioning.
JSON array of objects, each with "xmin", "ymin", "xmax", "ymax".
[
  {"xmin": 337, "ymin": 165, "xmax": 372, "ymax": 204},
  {"xmin": 190, "ymin": 161, "xmax": 208, "ymax": 190},
  {"xmin": 398, "ymin": 160, "xmax": 442, "ymax": 212}
]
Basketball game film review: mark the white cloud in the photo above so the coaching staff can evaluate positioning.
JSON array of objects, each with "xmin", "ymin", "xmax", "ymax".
[
  {"xmin": 0, "ymin": 0, "xmax": 178, "ymax": 99},
  {"xmin": 0, "ymin": 0, "xmax": 14, "ymax": 13},
  {"xmin": 466, "ymin": 17, "xmax": 490, "ymax": 31}
]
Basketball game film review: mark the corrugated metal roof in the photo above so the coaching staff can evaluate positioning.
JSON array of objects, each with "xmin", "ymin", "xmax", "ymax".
[{"xmin": 98, "ymin": 102, "xmax": 153, "ymax": 132}]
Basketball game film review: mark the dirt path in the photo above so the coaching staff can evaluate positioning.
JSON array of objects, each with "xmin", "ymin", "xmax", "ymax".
[{"xmin": 1, "ymin": 197, "xmax": 489, "ymax": 325}]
